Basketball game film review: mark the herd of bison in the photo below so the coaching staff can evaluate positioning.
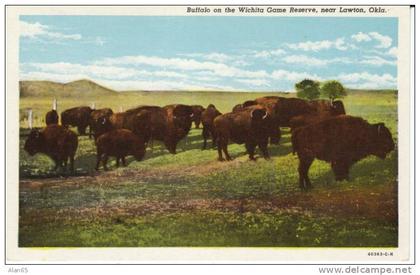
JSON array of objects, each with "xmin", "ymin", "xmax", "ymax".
[{"xmin": 23, "ymin": 96, "xmax": 395, "ymax": 190}]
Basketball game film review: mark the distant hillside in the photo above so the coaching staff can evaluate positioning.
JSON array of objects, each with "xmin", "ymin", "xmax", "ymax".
[{"xmin": 20, "ymin": 79, "xmax": 117, "ymax": 98}]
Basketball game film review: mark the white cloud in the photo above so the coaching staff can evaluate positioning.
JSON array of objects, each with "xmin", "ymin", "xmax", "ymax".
[
  {"xmin": 20, "ymin": 20, "xmax": 82, "ymax": 41},
  {"xmin": 271, "ymin": 69, "xmax": 321, "ymax": 82},
  {"xmin": 360, "ymin": 56, "xmax": 396, "ymax": 66},
  {"xmin": 253, "ymin": 48, "xmax": 286, "ymax": 58},
  {"xmin": 369, "ymin": 32, "xmax": 393, "ymax": 48},
  {"xmin": 351, "ymin": 32, "xmax": 372, "ymax": 42},
  {"xmin": 336, "ymin": 72, "xmax": 396, "ymax": 89},
  {"xmin": 236, "ymin": 78, "xmax": 270, "ymax": 87},
  {"xmin": 286, "ymin": 38, "xmax": 349, "ymax": 52},
  {"xmin": 387, "ymin": 47, "xmax": 398, "ymax": 57},
  {"xmin": 96, "ymin": 55, "xmax": 269, "ymax": 79},
  {"xmin": 282, "ymin": 55, "xmax": 328, "ymax": 66},
  {"xmin": 351, "ymin": 31, "xmax": 393, "ymax": 49}
]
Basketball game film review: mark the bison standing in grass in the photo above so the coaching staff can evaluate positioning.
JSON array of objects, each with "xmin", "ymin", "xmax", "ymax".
[
  {"xmin": 45, "ymin": 110, "xmax": 59, "ymax": 125},
  {"xmin": 24, "ymin": 125, "xmax": 78, "ymax": 172},
  {"xmin": 214, "ymin": 105, "xmax": 274, "ymax": 161},
  {"xmin": 190, "ymin": 105, "xmax": 205, "ymax": 129},
  {"xmin": 291, "ymin": 115, "xmax": 395, "ymax": 190},
  {"xmin": 89, "ymin": 108, "xmax": 113, "ymax": 138},
  {"xmin": 103, "ymin": 105, "xmax": 193, "ymax": 154},
  {"xmin": 61, "ymin": 106, "xmax": 93, "ymax": 135},
  {"xmin": 95, "ymin": 129, "xmax": 146, "ymax": 171},
  {"xmin": 201, "ymin": 104, "xmax": 222, "ymax": 149}
]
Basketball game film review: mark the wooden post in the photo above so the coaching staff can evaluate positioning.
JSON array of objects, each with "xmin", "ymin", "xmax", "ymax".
[
  {"xmin": 52, "ymin": 98, "xmax": 57, "ymax": 111},
  {"xmin": 28, "ymin": 109, "xmax": 33, "ymax": 129},
  {"xmin": 91, "ymin": 102, "xmax": 96, "ymax": 110},
  {"xmin": 119, "ymin": 106, "xmax": 123, "ymax": 112}
]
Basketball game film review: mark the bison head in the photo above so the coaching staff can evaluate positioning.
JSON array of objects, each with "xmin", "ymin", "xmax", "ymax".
[
  {"xmin": 172, "ymin": 105, "xmax": 194, "ymax": 131},
  {"xmin": 24, "ymin": 129, "xmax": 45, "ymax": 156},
  {"xmin": 372, "ymin": 123, "xmax": 395, "ymax": 159},
  {"xmin": 250, "ymin": 108, "xmax": 269, "ymax": 121}
]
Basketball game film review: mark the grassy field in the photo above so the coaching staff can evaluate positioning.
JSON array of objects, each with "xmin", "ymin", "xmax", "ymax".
[{"xmin": 19, "ymin": 89, "xmax": 398, "ymax": 247}]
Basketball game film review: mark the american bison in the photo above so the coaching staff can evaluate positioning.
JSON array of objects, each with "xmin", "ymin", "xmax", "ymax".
[
  {"xmin": 91, "ymin": 108, "xmax": 153, "ymax": 142},
  {"xmin": 95, "ymin": 129, "xmax": 146, "ymax": 171},
  {"xmin": 106, "ymin": 105, "xmax": 193, "ymax": 154},
  {"xmin": 291, "ymin": 115, "xmax": 395, "ymax": 190},
  {"xmin": 214, "ymin": 105, "xmax": 274, "ymax": 161},
  {"xmin": 201, "ymin": 104, "xmax": 222, "ymax": 149},
  {"xmin": 191, "ymin": 105, "xmax": 205, "ymax": 129},
  {"xmin": 61, "ymin": 106, "xmax": 93, "ymax": 135},
  {"xmin": 45, "ymin": 110, "xmax": 59, "ymax": 125},
  {"xmin": 24, "ymin": 125, "xmax": 78, "ymax": 172},
  {"xmin": 89, "ymin": 108, "xmax": 114, "ymax": 138}
]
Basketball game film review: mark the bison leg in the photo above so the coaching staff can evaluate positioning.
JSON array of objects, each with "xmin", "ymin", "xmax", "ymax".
[
  {"xmin": 122, "ymin": 156, "xmax": 127, "ymax": 167},
  {"xmin": 270, "ymin": 127, "xmax": 281, "ymax": 145},
  {"xmin": 217, "ymin": 139, "xmax": 224, "ymax": 161},
  {"xmin": 258, "ymin": 140, "xmax": 270, "ymax": 160},
  {"xmin": 246, "ymin": 143, "xmax": 256, "ymax": 161},
  {"xmin": 222, "ymin": 143, "xmax": 232, "ymax": 161},
  {"xmin": 102, "ymin": 154, "xmax": 109, "ymax": 171},
  {"xmin": 298, "ymin": 156, "xmax": 314, "ymax": 190},
  {"xmin": 202, "ymin": 127, "xmax": 210, "ymax": 150},
  {"xmin": 116, "ymin": 157, "xmax": 120, "ymax": 168},
  {"xmin": 331, "ymin": 161, "xmax": 351, "ymax": 181},
  {"xmin": 95, "ymin": 153, "xmax": 102, "ymax": 171},
  {"xmin": 69, "ymin": 154, "xmax": 75, "ymax": 173}
]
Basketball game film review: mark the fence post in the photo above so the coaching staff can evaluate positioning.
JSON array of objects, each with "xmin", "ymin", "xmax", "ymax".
[
  {"xmin": 28, "ymin": 109, "xmax": 33, "ymax": 129},
  {"xmin": 91, "ymin": 102, "xmax": 96, "ymax": 110},
  {"xmin": 119, "ymin": 106, "xmax": 123, "ymax": 112},
  {"xmin": 52, "ymin": 98, "xmax": 57, "ymax": 111}
]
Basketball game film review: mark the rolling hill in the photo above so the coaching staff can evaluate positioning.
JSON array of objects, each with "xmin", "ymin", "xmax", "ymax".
[{"xmin": 19, "ymin": 79, "xmax": 117, "ymax": 98}]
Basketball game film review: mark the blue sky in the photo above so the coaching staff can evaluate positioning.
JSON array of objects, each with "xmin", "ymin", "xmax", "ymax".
[{"xmin": 20, "ymin": 16, "xmax": 398, "ymax": 91}]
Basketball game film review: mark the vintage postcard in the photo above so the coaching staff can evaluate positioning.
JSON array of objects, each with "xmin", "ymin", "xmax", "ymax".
[{"xmin": 5, "ymin": 5, "xmax": 414, "ymax": 263}]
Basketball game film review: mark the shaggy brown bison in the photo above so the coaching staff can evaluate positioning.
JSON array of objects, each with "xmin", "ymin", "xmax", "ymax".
[
  {"xmin": 89, "ymin": 108, "xmax": 114, "ymax": 138},
  {"xmin": 291, "ymin": 115, "xmax": 395, "ymax": 190},
  {"xmin": 191, "ymin": 105, "xmax": 205, "ymax": 128},
  {"xmin": 45, "ymin": 110, "xmax": 59, "ymax": 125},
  {"xmin": 104, "ymin": 105, "xmax": 193, "ymax": 154},
  {"xmin": 201, "ymin": 104, "xmax": 222, "ymax": 149},
  {"xmin": 91, "ymin": 108, "xmax": 153, "ymax": 142},
  {"xmin": 95, "ymin": 129, "xmax": 146, "ymax": 171},
  {"xmin": 24, "ymin": 125, "xmax": 78, "ymax": 172},
  {"xmin": 162, "ymin": 104, "xmax": 194, "ymax": 153},
  {"xmin": 214, "ymin": 105, "xmax": 274, "ymax": 161},
  {"xmin": 61, "ymin": 106, "xmax": 93, "ymax": 135}
]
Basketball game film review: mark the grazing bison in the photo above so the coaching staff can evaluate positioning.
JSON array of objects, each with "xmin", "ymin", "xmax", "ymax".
[
  {"xmin": 214, "ymin": 105, "xmax": 274, "ymax": 161},
  {"xmin": 95, "ymin": 129, "xmax": 146, "ymax": 171},
  {"xmin": 291, "ymin": 115, "xmax": 395, "ymax": 190},
  {"xmin": 24, "ymin": 125, "xmax": 78, "ymax": 172},
  {"xmin": 91, "ymin": 108, "xmax": 153, "ymax": 142},
  {"xmin": 61, "ymin": 106, "xmax": 93, "ymax": 135},
  {"xmin": 45, "ymin": 110, "xmax": 59, "ymax": 125},
  {"xmin": 201, "ymin": 104, "xmax": 222, "ymax": 149},
  {"xmin": 106, "ymin": 105, "xmax": 193, "ymax": 154},
  {"xmin": 191, "ymin": 105, "xmax": 205, "ymax": 128},
  {"xmin": 89, "ymin": 108, "xmax": 114, "ymax": 138}
]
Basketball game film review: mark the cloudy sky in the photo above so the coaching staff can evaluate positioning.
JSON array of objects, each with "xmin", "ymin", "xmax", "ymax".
[{"xmin": 20, "ymin": 16, "xmax": 398, "ymax": 91}]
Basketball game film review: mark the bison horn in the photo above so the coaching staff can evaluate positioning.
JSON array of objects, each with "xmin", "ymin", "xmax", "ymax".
[{"xmin": 262, "ymin": 110, "xmax": 268, "ymax": 119}]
